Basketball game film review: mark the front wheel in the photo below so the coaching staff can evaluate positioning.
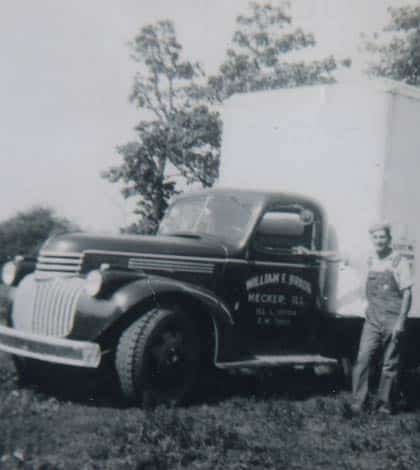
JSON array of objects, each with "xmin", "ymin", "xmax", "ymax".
[{"xmin": 115, "ymin": 308, "xmax": 200, "ymax": 407}]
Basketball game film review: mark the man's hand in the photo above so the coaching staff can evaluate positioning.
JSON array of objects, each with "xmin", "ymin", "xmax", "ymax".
[
  {"xmin": 392, "ymin": 288, "xmax": 412, "ymax": 341},
  {"xmin": 292, "ymin": 246, "xmax": 310, "ymax": 255},
  {"xmin": 392, "ymin": 319, "xmax": 405, "ymax": 341}
]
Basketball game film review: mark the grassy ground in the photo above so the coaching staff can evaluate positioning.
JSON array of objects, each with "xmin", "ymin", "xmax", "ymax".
[{"xmin": 1, "ymin": 354, "xmax": 420, "ymax": 470}]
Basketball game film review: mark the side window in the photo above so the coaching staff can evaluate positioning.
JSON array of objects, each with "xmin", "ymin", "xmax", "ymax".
[{"xmin": 253, "ymin": 211, "xmax": 314, "ymax": 253}]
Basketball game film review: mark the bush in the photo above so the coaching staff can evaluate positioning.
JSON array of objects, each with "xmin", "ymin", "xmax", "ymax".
[{"xmin": 0, "ymin": 207, "xmax": 79, "ymax": 264}]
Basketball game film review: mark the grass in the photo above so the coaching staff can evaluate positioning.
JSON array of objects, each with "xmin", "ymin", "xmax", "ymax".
[{"xmin": 1, "ymin": 355, "xmax": 420, "ymax": 470}]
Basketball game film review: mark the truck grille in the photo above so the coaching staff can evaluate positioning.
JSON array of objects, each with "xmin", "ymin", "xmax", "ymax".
[
  {"xmin": 12, "ymin": 275, "xmax": 84, "ymax": 337},
  {"xmin": 36, "ymin": 252, "xmax": 83, "ymax": 277}
]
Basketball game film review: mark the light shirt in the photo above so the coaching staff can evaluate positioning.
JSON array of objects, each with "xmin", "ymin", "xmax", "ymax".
[{"xmin": 369, "ymin": 250, "xmax": 413, "ymax": 291}]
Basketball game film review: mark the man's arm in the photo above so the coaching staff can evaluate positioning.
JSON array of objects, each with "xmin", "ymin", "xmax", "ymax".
[
  {"xmin": 291, "ymin": 246, "xmax": 340, "ymax": 260},
  {"xmin": 392, "ymin": 255, "xmax": 414, "ymax": 339},
  {"xmin": 393, "ymin": 288, "xmax": 412, "ymax": 339}
]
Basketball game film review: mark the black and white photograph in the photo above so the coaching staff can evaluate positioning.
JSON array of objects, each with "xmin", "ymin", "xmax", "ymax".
[{"xmin": 1, "ymin": 1, "xmax": 420, "ymax": 468}]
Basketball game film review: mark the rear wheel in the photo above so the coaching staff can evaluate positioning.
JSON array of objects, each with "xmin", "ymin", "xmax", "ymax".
[
  {"xmin": 115, "ymin": 308, "xmax": 200, "ymax": 407},
  {"xmin": 337, "ymin": 355, "xmax": 355, "ymax": 390}
]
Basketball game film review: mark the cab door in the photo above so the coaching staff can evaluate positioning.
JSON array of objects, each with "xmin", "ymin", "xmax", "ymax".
[{"xmin": 245, "ymin": 208, "xmax": 321, "ymax": 354}]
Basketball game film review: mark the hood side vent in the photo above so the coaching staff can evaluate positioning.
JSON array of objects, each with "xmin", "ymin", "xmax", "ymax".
[{"xmin": 35, "ymin": 252, "xmax": 84, "ymax": 278}]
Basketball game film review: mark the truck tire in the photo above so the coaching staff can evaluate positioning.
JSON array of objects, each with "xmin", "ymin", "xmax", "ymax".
[{"xmin": 115, "ymin": 308, "xmax": 200, "ymax": 407}]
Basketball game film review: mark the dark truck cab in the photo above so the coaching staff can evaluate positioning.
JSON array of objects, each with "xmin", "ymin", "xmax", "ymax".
[{"xmin": 0, "ymin": 189, "xmax": 362, "ymax": 405}]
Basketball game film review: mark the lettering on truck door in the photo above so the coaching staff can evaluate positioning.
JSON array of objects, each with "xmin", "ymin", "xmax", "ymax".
[{"xmin": 246, "ymin": 208, "xmax": 320, "ymax": 353}]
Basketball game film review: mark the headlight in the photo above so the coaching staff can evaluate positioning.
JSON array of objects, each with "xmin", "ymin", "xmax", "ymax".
[
  {"xmin": 84, "ymin": 270, "xmax": 104, "ymax": 297},
  {"xmin": 2, "ymin": 262, "xmax": 17, "ymax": 286}
]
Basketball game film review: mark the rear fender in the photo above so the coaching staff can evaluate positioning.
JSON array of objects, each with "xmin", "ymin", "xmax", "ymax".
[{"xmin": 319, "ymin": 314, "xmax": 364, "ymax": 359}]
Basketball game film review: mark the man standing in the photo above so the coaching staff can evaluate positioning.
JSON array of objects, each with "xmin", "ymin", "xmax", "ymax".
[{"xmin": 352, "ymin": 223, "xmax": 413, "ymax": 414}]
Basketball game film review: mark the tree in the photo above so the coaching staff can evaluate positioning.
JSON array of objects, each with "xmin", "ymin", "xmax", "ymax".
[
  {"xmin": 365, "ymin": 5, "xmax": 420, "ymax": 85},
  {"xmin": 208, "ymin": 2, "xmax": 343, "ymax": 101},
  {"xmin": 103, "ymin": 21, "xmax": 221, "ymax": 234},
  {"xmin": 105, "ymin": 5, "xmax": 346, "ymax": 234},
  {"xmin": 0, "ymin": 207, "xmax": 78, "ymax": 263}
]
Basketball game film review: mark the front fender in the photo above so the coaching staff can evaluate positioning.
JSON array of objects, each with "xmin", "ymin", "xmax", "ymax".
[
  {"xmin": 149, "ymin": 276, "xmax": 233, "ymax": 325},
  {"xmin": 149, "ymin": 277, "xmax": 236, "ymax": 363},
  {"xmin": 72, "ymin": 275, "xmax": 236, "ymax": 363},
  {"xmin": 71, "ymin": 277, "xmax": 156, "ymax": 340}
]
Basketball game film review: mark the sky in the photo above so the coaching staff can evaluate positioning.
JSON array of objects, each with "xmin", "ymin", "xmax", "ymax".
[{"xmin": 0, "ymin": 0, "xmax": 415, "ymax": 233}]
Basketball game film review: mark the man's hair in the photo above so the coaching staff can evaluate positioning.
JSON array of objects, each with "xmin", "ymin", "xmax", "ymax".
[{"xmin": 368, "ymin": 223, "xmax": 391, "ymax": 239}]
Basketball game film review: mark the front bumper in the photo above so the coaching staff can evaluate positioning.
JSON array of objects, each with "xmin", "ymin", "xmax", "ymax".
[{"xmin": 0, "ymin": 325, "xmax": 101, "ymax": 368}]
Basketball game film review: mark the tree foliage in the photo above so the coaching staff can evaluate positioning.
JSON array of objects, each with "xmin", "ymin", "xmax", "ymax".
[
  {"xmin": 208, "ymin": 2, "xmax": 341, "ymax": 101},
  {"xmin": 0, "ymin": 207, "xmax": 78, "ymax": 263},
  {"xmin": 365, "ymin": 5, "xmax": 420, "ymax": 85},
  {"xmin": 105, "ymin": 4, "xmax": 345, "ymax": 233},
  {"xmin": 103, "ymin": 21, "xmax": 220, "ymax": 234}
]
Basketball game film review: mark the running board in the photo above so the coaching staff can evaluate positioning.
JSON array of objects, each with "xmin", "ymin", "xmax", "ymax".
[{"xmin": 217, "ymin": 354, "xmax": 338, "ymax": 370}]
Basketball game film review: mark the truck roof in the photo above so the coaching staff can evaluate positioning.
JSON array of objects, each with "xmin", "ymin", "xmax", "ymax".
[{"xmin": 174, "ymin": 187, "xmax": 325, "ymax": 215}]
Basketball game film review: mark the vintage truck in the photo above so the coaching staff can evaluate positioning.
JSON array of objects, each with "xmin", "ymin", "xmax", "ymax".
[
  {"xmin": 0, "ymin": 188, "xmax": 355, "ymax": 406},
  {"xmin": 1, "ymin": 79, "xmax": 420, "ymax": 406}
]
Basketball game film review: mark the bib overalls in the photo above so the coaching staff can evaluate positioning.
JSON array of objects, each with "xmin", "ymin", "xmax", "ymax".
[{"xmin": 352, "ymin": 267, "xmax": 403, "ymax": 410}]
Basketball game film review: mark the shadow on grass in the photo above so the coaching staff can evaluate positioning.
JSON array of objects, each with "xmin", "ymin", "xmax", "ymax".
[
  {"xmin": 11, "ymin": 359, "xmax": 126, "ymax": 409},
  {"xmin": 192, "ymin": 367, "xmax": 344, "ymax": 406},
  {"xmin": 10, "ymin": 354, "xmax": 420, "ymax": 411},
  {"xmin": 10, "ymin": 357, "xmax": 345, "ymax": 410}
]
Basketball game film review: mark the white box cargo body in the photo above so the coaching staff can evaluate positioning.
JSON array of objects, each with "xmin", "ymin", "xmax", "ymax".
[{"xmin": 219, "ymin": 80, "xmax": 420, "ymax": 317}]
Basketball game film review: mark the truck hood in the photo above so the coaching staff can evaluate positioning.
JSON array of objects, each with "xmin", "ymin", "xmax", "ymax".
[{"xmin": 41, "ymin": 232, "xmax": 229, "ymax": 259}]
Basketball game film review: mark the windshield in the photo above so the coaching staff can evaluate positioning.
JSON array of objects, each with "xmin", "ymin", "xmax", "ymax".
[{"xmin": 158, "ymin": 194, "xmax": 260, "ymax": 244}]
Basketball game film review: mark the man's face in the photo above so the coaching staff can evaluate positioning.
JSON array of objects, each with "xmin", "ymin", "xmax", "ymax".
[{"xmin": 371, "ymin": 229, "xmax": 391, "ymax": 254}]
